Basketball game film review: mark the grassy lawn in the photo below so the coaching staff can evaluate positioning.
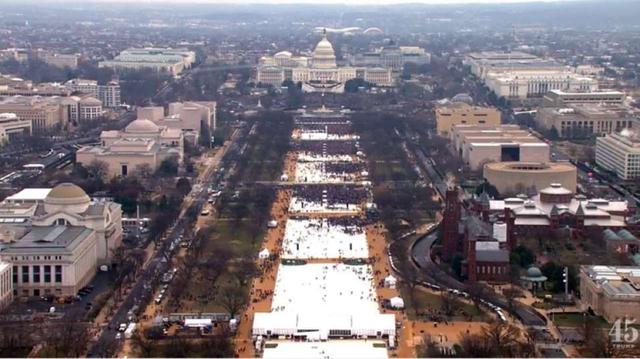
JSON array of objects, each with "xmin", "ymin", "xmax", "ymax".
[
  {"xmin": 370, "ymin": 161, "xmax": 417, "ymax": 182},
  {"xmin": 177, "ymin": 219, "xmax": 263, "ymax": 313},
  {"xmin": 552, "ymin": 313, "xmax": 609, "ymax": 328},
  {"xmin": 400, "ymin": 285, "xmax": 485, "ymax": 321}
]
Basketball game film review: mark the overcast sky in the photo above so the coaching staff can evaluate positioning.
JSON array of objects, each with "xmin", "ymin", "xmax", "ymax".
[{"xmin": 40, "ymin": 0, "xmax": 574, "ymax": 4}]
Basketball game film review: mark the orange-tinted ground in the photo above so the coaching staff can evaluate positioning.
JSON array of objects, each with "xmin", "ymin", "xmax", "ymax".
[{"xmin": 235, "ymin": 190, "xmax": 291, "ymax": 357}]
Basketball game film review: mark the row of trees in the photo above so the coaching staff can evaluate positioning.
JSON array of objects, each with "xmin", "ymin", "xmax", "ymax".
[{"xmin": 419, "ymin": 321, "xmax": 536, "ymax": 357}]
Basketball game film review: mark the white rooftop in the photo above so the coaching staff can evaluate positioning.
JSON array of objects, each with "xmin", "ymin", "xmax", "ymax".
[
  {"xmin": 262, "ymin": 340, "xmax": 388, "ymax": 359},
  {"xmin": 5, "ymin": 188, "xmax": 51, "ymax": 202}
]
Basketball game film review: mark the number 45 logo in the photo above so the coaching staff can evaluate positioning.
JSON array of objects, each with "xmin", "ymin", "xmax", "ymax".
[{"xmin": 610, "ymin": 318, "xmax": 639, "ymax": 343}]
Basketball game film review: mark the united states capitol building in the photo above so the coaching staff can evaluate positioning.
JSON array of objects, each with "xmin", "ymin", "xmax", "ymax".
[{"xmin": 257, "ymin": 31, "xmax": 396, "ymax": 93}]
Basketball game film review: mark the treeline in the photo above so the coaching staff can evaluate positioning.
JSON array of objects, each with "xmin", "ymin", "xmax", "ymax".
[
  {"xmin": 229, "ymin": 111, "xmax": 293, "ymax": 183},
  {"xmin": 353, "ymin": 112, "xmax": 438, "ymax": 236}
]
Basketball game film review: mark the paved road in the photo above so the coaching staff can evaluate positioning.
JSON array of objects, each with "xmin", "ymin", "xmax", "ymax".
[{"xmin": 87, "ymin": 128, "xmax": 243, "ymax": 357}]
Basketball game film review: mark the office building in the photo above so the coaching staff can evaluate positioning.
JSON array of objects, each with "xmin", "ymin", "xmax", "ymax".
[
  {"xmin": 350, "ymin": 45, "xmax": 430, "ymax": 70},
  {"xmin": 596, "ymin": 130, "xmax": 640, "ymax": 180},
  {"xmin": 435, "ymin": 102, "xmax": 501, "ymax": 136},
  {"xmin": 137, "ymin": 101, "xmax": 216, "ymax": 144},
  {"xmin": 464, "ymin": 51, "xmax": 598, "ymax": 99},
  {"xmin": 36, "ymin": 51, "xmax": 78, "ymax": 69},
  {"xmin": 0, "ymin": 96, "xmax": 65, "ymax": 133},
  {"xmin": 65, "ymin": 79, "xmax": 121, "ymax": 108},
  {"xmin": 537, "ymin": 104, "xmax": 637, "ymax": 138},
  {"xmin": 451, "ymin": 124, "xmax": 550, "ymax": 170},
  {"xmin": 580, "ymin": 265, "xmax": 640, "ymax": 323},
  {"xmin": 76, "ymin": 119, "xmax": 184, "ymax": 178},
  {"xmin": 485, "ymin": 72, "xmax": 597, "ymax": 99},
  {"xmin": 0, "ymin": 80, "xmax": 72, "ymax": 97},
  {"xmin": 99, "ymin": 48, "xmax": 196, "ymax": 76},
  {"xmin": 0, "ymin": 113, "xmax": 31, "ymax": 145},
  {"xmin": 542, "ymin": 89, "xmax": 625, "ymax": 107}
]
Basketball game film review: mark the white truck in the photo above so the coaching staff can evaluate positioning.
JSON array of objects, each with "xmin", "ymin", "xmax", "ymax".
[{"xmin": 124, "ymin": 323, "xmax": 137, "ymax": 339}]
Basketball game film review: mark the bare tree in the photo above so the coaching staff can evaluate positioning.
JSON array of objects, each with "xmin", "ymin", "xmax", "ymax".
[
  {"xmin": 134, "ymin": 163, "xmax": 154, "ymax": 179},
  {"xmin": 232, "ymin": 258, "xmax": 257, "ymax": 287},
  {"xmin": 86, "ymin": 159, "xmax": 109, "ymax": 180},
  {"xmin": 39, "ymin": 309, "xmax": 90, "ymax": 357},
  {"xmin": 131, "ymin": 331, "xmax": 155, "ymax": 358},
  {"xmin": 440, "ymin": 291, "xmax": 462, "ymax": 318},
  {"xmin": 218, "ymin": 283, "xmax": 246, "ymax": 318}
]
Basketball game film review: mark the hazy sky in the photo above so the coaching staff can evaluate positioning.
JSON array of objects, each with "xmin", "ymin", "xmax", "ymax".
[{"xmin": 44, "ymin": 0, "xmax": 572, "ymax": 4}]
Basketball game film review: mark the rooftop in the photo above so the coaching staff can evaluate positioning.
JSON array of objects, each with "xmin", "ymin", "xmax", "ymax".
[
  {"xmin": 5, "ymin": 188, "xmax": 51, "ymax": 202},
  {"xmin": 2, "ymin": 226, "xmax": 92, "ymax": 253}
]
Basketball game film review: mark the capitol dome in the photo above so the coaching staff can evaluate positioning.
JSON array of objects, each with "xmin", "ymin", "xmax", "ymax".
[
  {"xmin": 312, "ymin": 31, "xmax": 337, "ymax": 69},
  {"xmin": 44, "ymin": 183, "xmax": 91, "ymax": 214},
  {"xmin": 125, "ymin": 119, "xmax": 160, "ymax": 134}
]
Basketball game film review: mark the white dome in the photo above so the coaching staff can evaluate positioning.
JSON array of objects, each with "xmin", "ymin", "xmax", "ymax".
[
  {"xmin": 125, "ymin": 119, "xmax": 160, "ymax": 133},
  {"xmin": 312, "ymin": 32, "xmax": 337, "ymax": 69}
]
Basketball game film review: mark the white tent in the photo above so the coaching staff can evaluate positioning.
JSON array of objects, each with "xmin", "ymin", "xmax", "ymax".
[
  {"xmin": 390, "ymin": 296, "xmax": 405, "ymax": 309},
  {"xmin": 259, "ymin": 248, "xmax": 270, "ymax": 259},
  {"xmin": 267, "ymin": 220, "xmax": 278, "ymax": 228},
  {"xmin": 184, "ymin": 318, "xmax": 212, "ymax": 328},
  {"xmin": 384, "ymin": 275, "xmax": 397, "ymax": 289},
  {"xmin": 280, "ymin": 174, "xmax": 289, "ymax": 181}
]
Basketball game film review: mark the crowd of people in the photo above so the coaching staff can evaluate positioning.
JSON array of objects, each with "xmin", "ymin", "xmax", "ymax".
[
  {"xmin": 292, "ymin": 185, "xmax": 367, "ymax": 206},
  {"xmin": 295, "ymin": 140, "xmax": 358, "ymax": 155}
]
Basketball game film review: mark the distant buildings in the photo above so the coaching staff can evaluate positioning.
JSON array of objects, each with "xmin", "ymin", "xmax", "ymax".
[
  {"xmin": 65, "ymin": 79, "xmax": 121, "ymax": 108},
  {"xmin": 257, "ymin": 31, "xmax": 394, "ymax": 92},
  {"xmin": 0, "ymin": 48, "xmax": 78, "ymax": 69},
  {"xmin": 0, "ymin": 96, "xmax": 65, "ymax": 133},
  {"xmin": 0, "ymin": 113, "xmax": 31, "ymax": 145},
  {"xmin": 580, "ymin": 265, "xmax": 640, "ymax": 322},
  {"xmin": 76, "ymin": 118, "xmax": 184, "ymax": 178},
  {"xmin": 349, "ymin": 44, "xmax": 430, "ymax": 70},
  {"xmin": 0, "ymin": 95, "xmax": 103, "ymax": 133},
  {"xmin": 465, "ymin": 51, "xmax": 598, "ymax": 100},
  {"xmin": 435, "ymin": 102, "xmax": 501, "ymax": 136},
  {"xmin": 0, "ymin": 183, "xmax": 123, "ymax": 297},
  {"xmin": 34, "ymin": 50, "xmax": 78, "ymax": 69},
  {"xmin": 596, "ymin": 130, "xmax": 640, "ymax": 180},
  {"xmin": 450, "ymin": 124, "xmax": 550, "ymax": 170},
  {"xmin": 0, "ymin": 78, "xmax": 71, "ymax": 97},
  {"xmin": 0, "ymin": 76, "xmax": 120, "ymax": 108},
  {"xmin": 137, "ymin": 101, "xmax": 216, "ymax": 144},
  {"xmin": 99, "ymin": 48, "xmax": 196, "ymax": 76},
  {"xmin": 537, "ymin": 104, "xmax": 637, "ymax": 138}
]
